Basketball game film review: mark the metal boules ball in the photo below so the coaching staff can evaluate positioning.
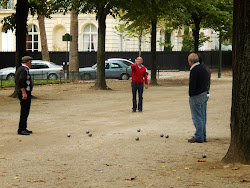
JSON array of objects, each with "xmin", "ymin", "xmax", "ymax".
[
  {"xmin": 88, "ymin": 133, "xmax": 92, "ymax": 137},
  {"xmin": 86, "ymin": 130, "xmax": 90, "ymax": 134},
  {"xmin": 202, "ymin": 153, "xmax": 207, "ymax": 158},
  {"xmin": 67, "ymin": 134, "xmax": 71, "ymax": 137},
  {"xmin": 135, "ymin": 137, "xmax": 139, "ymax": 141},
  {"xmin": 137, "ymin": 128, "xmax": 141, "ymax": 132},
  {"xmin": 160, "ymin": 134, "xmax": 164, "ymax": 137},
  {"xmin": 165, "ymin": 134, "xmax": 169, "ymax": 138}
]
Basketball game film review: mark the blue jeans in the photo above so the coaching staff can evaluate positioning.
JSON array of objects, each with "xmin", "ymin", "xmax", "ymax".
[
  {"xmin": 131, "ymin": 82, "xmax": 144, "ymax": 111},
  {"xmin": 189, "ymin": 91, "xmax": 208, "ymax": 140}
]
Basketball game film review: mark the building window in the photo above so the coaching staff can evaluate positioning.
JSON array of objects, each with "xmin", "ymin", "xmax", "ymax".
[
  {"xmin": 0, "ymin": 0, "xmax": 14, "ymax": 9},
  {"xmin": 26, "ymin": 25, "xmax": 39, "ymax": 52},
  {"xmin": 118, "ymin": 33, "xmax": 125, "ymax": 51},
  {"xmin": 1, "ymin": 30, "xmax": 13, "ymax": 51},
  {"xmin": 159, "ymin": 30, "xmax": 165, "ymax": 51},
  {"xmin": 83, "ymin": 24, "xmax": 97, "ymax": 51}
]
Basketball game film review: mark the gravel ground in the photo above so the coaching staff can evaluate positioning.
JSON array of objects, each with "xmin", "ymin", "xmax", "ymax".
[{"xmin": 0, "ymin": 70, "xmax": 249, "ymax": 188}]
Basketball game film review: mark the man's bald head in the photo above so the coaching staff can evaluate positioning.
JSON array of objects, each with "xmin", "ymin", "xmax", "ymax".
[
  {"xmin": 188, "ymin": 53, "xmax": 199, "ymax": 63},
  {"xmin": 188, "ymin": 53, "xmax": 199, "ymax": 66},
  {"xmin": 136, "ymin": 56, "xmax": 143, "ymax": 65}
]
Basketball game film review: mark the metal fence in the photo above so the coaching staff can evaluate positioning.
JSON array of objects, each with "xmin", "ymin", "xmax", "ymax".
[
  {"xmin": 0, "ymin": 72, "xmax": 68, "ymax": 89},
  {"xmin": 0, "ymin": 51, "xmax": 232, "ymax": 70}
]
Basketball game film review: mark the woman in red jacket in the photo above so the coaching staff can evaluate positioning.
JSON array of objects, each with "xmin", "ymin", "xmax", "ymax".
[{"xmin": 131, "ymin": 57, "xmax": 148, "ymax": 112}]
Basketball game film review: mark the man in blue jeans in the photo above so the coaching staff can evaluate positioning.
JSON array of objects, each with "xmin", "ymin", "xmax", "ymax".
[{"xmin": 188, "ymin": 53, "xmax": 209, "ymax": 143}]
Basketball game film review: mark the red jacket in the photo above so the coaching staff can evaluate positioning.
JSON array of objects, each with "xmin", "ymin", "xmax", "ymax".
[{"xmin": 131, "ymin": 64, "xmax": 148, "ymax": 85}]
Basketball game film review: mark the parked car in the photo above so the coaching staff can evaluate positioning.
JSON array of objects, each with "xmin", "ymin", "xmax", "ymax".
[
  {"xmin": 0, "ymin": 60, "xmax": 64, "ymax": 81},
  {"xmin": 79, "ymin": 61, "xmax": 132, "ymax": 80},
  {"xmin": 107, "ymin": 58, "xmax": 149, "ymax": 75}
]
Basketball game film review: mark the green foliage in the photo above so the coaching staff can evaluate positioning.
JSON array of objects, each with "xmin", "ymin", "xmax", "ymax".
[
  {"xmin": 181, "ymin": 26, "xmax": 193, "ymax": 51},
  {"xmin": 181, "ymin": 26, "xmax": 210, "ymax": 51},
  {"xmin": 163, "ymin": 27, "xmax": 173, "ymax": 51},
  {"xmin": 1, "ymin": 13, "xmax": 16, "ymax": 32},
  {"xmin": 171, "ymin": 0, "xmax": 233, "ymax": 51}
]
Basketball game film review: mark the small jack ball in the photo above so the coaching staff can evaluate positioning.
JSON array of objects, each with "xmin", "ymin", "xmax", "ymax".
[
  {"xmin": 202, "ymin": 154, "xmax": 207, "ymax": 158},
  {"xmin": 135, "ymin": 137, "xmax": 139, "ymax": 141},
  {"xmin": 89, "ymin": 133, "xmax": 92, "ymax": 137},
  {"xmin": 67, "ymin": 134, "xmax": 71, "ymax": 137},
  {"xmin": 160, "ymin": 134, "xmax": 164, "ymax": 137},
  {"xmin": 137, "ymin": 129, "xmax": 141, "ymax": 132},
  {"xmin": 165, "ymin": 135, "xmax": 169, "ymax": 138},
  {"xmin": 86, "ymin": 130, "xmax": 90, "ymax": 134}
]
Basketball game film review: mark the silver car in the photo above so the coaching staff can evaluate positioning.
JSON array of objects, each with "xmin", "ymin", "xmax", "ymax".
[
  {"xmin": 79, "ymin": 61, "xmax": 132, "ymax": 80},
  {"xmin": 0, "ymin": 60, "xmax": 64, "ymax": 80}
]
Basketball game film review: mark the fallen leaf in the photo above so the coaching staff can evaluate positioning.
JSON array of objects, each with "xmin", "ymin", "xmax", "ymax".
[
  {"xmin": 161, "ymin": 166, "xmax": 166, "ymax": 168},
  {"xmin": 37, "ymin": 157, "xmax": 42, "ymax": 159},
  {"xmin": 184, "ymin": 167, "xmax": 189, "ymax": 170},
  {"xmin": 27, "ymin": 179, "xmax": 45, "ymax": 183},
  {"xmin": 0, "ymin": 158, "xmax": 10, "ymax": 160},
  {"xmin": 166, "ymin": 171, "xmax": 172, "ymax": 174},
  {"xmin": 58, "ymin": 177, "xmax": 66, "ymax": 180}
]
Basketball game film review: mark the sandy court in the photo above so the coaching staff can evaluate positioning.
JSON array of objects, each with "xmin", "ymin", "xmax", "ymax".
[{"xmin": 0, "ymin": 70, "xmax": 249, "ymax": 188}]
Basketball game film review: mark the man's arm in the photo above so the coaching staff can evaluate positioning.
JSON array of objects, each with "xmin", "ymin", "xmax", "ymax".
[
  {"xmin": 20, "ymin": 88, "xmax": 27, "ymax": 100},
  {"xmin": 131, "ymin": 61, "xmax": 137, "ymax": 71},
  {"xmin": 189, "ymin": 70, "xmax": 197, "ymax": 96},
  {"xmin": 17, "ymin": 68, "xmax": 28, "ymax": 100},
  {"xmin": 144, "ymin": 68, "xmax": 148, "ymax": 89}
]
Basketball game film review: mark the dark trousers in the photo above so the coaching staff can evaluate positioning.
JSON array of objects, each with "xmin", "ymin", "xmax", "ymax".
[
  {"xmin": 18, "ymin": 92, "xmax": 31, "ymax": 132},
  {"xmin": 131, "ymin": 82, "xmax": 144, "ymax": 111}
]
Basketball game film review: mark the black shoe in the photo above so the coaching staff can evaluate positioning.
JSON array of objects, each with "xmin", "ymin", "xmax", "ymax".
[
  {"xmin": 138, "ymin": 110, "xmax": 142, "ymax": 112},
  {"xmin": 18, "ymin": 130, "xmax": 30, "ymax": 135},
  {"xmin": 25, "ymin": 129, "xmax": 33, "ymax": 134},
  {"xmin": 132, "ymin": 109, "xmax": 136, "ymax": 112},
  {"xmin": 188, "ymin": 137, "xmax": 203, "ymax": 143}
]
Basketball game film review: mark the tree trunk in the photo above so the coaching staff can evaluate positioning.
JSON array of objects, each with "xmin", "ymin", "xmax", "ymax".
[
  {"xmin": 192, "ymin": 14, "xmax": 201, "ymax": 52},
  {"xmin": 10, "ymin": 0, "xmax": 29, "ymax": 98},
  {"xmin": 94, "ymin": 12, "xmax": 107, "ymax": 90},
  {"xmin": 38, "ymin": 14, "xmax": 50, "ymax": 62},
  {"xmin": 69, "ymin": 10, "xmax": 79, "ymax": 81},
  {"xmin": 222, "ymin": 0, "xmax": 250, "ymax": 164},
  {"xmin": 150, "ymin": 19, "xmax": 158, "ymax": 85},
  {"xmin": 138, "ymin": 33, "xmax": 142, "ymax": 57}
]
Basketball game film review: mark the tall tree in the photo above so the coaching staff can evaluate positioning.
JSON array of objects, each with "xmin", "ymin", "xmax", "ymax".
[
  {"xmin": 222, "ymin": 0, "xmax": 250, "ymax": 164},
  {"xmin": 69, "ymin": 7, "xmax": 79, "ymax": 80},
  {"xmin": 37, "ymin": 14, "xmax": 49, "ymax": 61},
  {"xmin": 1, "ymin": 0, "xmax": 29, "ymax": 97},
  {"xmin": 172, "ymin": 0, "xmax": 232, "ymax": 52},
  {"xmin": 77, "ymin": 0, "xmax": 122, "ymax": 90},
  {"xmin": 29, "ymin": 0, "xmax": 53, "ymax": 61},
  {"xmin": 121, "ymin": 0, "xmax": 170, "ymax": 85},
  {"xmin": 15, "ymin": 0, "xmax": 29, "ymax": 69}
]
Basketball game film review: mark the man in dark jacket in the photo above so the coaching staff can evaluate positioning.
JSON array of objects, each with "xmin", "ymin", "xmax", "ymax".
[
  {"xmin": 188, "ymin": 53, "xmax": 209, "ymax": 143},
  {"xmin": 15, "ymin": 56, "xmax": 33, "ymax": 135}
]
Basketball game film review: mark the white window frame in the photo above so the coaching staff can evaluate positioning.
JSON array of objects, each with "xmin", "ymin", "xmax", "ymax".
[
  {"xmin": 26, "ymin": 25, "xmax": 39, "ymax": 52},
  {"xmin": 83, "ymin": 24, "xmax": 97, "ymax": 52}
]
